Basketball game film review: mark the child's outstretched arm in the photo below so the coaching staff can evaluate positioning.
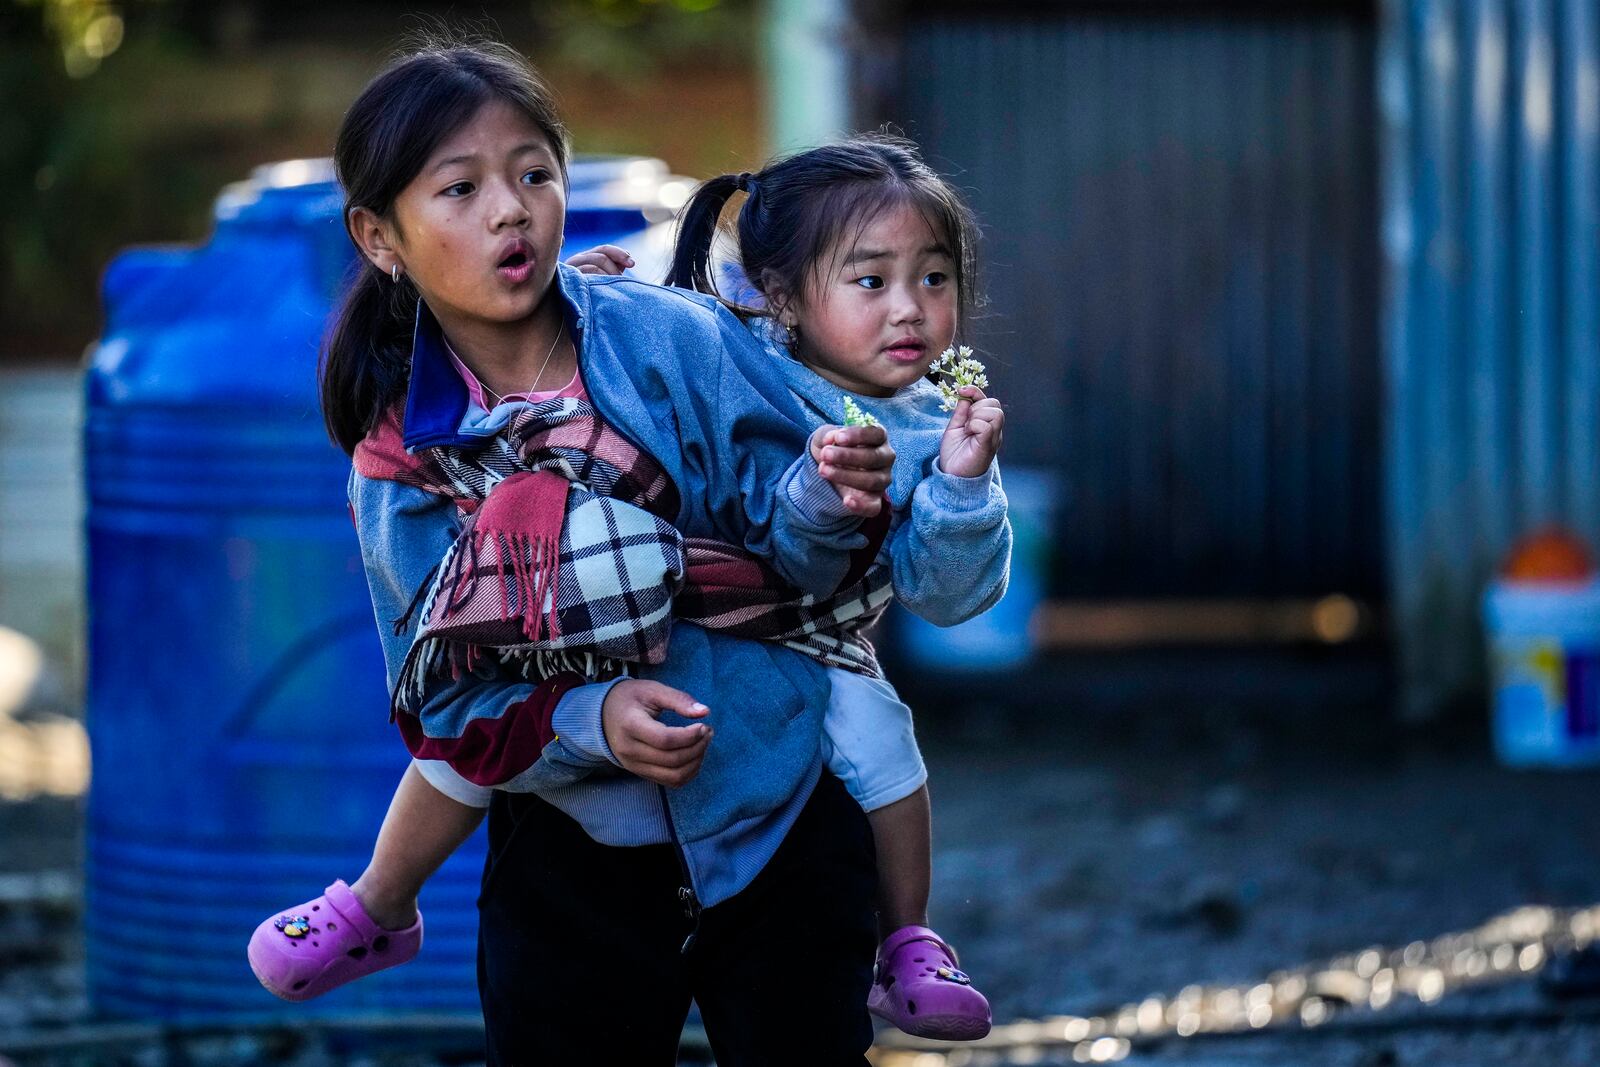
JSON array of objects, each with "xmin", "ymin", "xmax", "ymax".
[{"xmin": 891, "ymin": 386, "xmax": 1012, "ymax": 626}]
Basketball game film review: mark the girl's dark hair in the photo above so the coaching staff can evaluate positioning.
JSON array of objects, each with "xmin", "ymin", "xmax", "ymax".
[
  {"xmin": 319, "ymin": 35, "xmax": 570, "ymax": 454},
  {"xmin": 666, "ymin": 133, "xmax": 979, "ymax": 330}
]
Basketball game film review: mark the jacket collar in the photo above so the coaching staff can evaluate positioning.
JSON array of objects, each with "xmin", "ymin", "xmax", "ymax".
[{"xmin": 402, "ymin": 262, "xmax": 591, "ymax": 451}]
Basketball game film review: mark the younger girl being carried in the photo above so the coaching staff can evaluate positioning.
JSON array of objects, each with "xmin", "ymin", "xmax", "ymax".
[{"xmin": 667, "ymin": 135, "xmax": 1010, "ymax": 1041}]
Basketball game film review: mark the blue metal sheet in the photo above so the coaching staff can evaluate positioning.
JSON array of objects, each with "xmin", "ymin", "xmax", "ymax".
[
  {"xmin": 1561, "ymin": 0, "xmax": 1600, "ymax": 537},
  {"xmin": 892, "ymin": 12, "xmax": 1381, "ymax": 598},
  {"xmin": 1383, "ymin": 0, "xmax": 1600, "ymax": 718}
]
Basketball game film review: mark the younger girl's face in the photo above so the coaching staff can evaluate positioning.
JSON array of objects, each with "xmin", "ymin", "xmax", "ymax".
[
  {"xmin": 363, "ymin": 99, "xmax": 566, "ymax": 329},
  {"xmin": 786, "ymin": 201, "xmax": 958, "ymax": 399}
]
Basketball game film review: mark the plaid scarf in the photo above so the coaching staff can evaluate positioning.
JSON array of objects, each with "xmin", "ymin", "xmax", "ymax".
[{"xmin": 354, "ymin": 397, "xmax": 891, "ymax": 716}]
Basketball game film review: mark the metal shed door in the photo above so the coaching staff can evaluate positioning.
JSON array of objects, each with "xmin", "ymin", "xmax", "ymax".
[{"xmin": 884, "ymin": 8, "xmax": 1381, "ymax": 600}]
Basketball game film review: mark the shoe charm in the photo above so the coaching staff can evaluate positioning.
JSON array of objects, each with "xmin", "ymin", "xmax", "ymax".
[{"xmin": 275, "ymin": 915, "xmax": 312, "ymax": 939}]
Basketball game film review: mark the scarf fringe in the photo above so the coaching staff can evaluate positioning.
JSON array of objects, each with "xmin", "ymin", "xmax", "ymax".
[
  {"xmin": 392, "ymin": 634, "xmax": 449, "ymax": 720},
  {"xmin": 505, "ymin": 647, "xmax": 623, "ymax": 683},
  {"xmin": 422, "ymin": 526, "xmax": 562, "ymax": 644},
  {"xmin": 393, "ymin": 561, "xmax": 441, "ymax": 637},
  {"xmin": 392, "ymin": 637, "xmax": 621, "ymax": 720},
  {"xmin": 499, "ymin": 529, "xmax": 561, "ymax": 642}
]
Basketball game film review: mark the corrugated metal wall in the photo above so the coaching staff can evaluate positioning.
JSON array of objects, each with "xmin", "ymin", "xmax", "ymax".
[
  {"xmin": 1381, "ymin": 0, "xmax": 1600, "ymax": 717},
  {"xmin": 889, "ymin": 10, "xmax": 1382, "ymax": 599}
]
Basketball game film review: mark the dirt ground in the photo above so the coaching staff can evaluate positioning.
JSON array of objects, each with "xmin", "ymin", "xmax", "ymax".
[
  {"xmin": 914, "ymin": 719, "xmax": 1600, "ymax": 1066},
  {"xmin": 4, "ymin": 672, "xmax": 1600, "ymax": 1066}
]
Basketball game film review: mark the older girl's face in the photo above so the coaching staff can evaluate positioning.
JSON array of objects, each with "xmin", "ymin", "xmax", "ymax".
[{"xmin": 357, "ymin": 99, "xmax": 566, "ymax": 328}]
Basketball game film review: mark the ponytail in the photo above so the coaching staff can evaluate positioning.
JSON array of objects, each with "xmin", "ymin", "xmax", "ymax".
[
  {"xmin": 315, "ymin": 32, "xmax": 570, "ymax": 453},
  {"xmin": 319, "ymin": 266, "xmax": 418, "ymax": 454},
  {"xmin": 665, "ymin": 173, "xmax": 745, "ymax": 298}
]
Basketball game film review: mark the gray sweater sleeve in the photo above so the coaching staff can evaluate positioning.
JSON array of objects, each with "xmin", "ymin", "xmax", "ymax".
[{"xmin": 889, "ymin": 460, "xmax": 1013, "ymax": 626}]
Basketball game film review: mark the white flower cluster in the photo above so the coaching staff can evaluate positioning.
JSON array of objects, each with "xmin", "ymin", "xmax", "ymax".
[
  {"xmin": 929, "ymin": 345, "xmax": 989, "ymax": 412},
  {"xmin": 841, "ymin": 396, "xmax": 882, "ymax": 428}
]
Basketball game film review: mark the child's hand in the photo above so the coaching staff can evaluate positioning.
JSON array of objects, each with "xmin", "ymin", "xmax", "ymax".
[
  {"xmin": 939, "ymin": 386, "xmax": 1005, "ymax": 478},
  {"xmin": 601, "ymin": 679, "xmax": 712, "ymax": 788},
  {"xmin": 565, "ymin": 244, "xmax": 635, "ymax": 276},
  {"xmin": 809, "ymin": 423, "xmax": 895, "ymax": 517}
]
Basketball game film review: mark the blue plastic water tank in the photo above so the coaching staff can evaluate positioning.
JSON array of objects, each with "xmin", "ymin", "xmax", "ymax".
[
  {"xmin": 894, "ymin": 467, "xmax": 1059, "ymax": 672},
  {"xmin": 84, "ymin": 157, "xmax": 681, "ymax": 1021}
]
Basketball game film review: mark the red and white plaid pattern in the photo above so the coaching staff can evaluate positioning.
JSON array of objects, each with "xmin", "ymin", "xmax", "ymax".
[{"xmin": 356, "ymin": 398, "xmax": 889, "ymax": 716}]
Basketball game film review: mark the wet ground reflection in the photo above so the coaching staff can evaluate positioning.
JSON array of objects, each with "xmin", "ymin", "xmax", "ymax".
[{"xmin": 872, "ymin": 903, "xmax": 1599, "ymax": 1064}]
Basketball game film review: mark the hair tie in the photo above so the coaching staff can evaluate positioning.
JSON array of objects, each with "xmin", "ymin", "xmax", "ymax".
[{"xmin": 735, "ymin": 171, "xmax": 755, "ymax": 194}]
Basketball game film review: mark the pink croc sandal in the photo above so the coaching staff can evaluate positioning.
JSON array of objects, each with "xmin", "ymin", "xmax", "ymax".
[
  {"xmin": 247, "ymin": 880, "xmax": 422, "ymax": 1002},
  {"xmin": 868, "ymin": 924, "xmax": 992, "ymax": 1040}
]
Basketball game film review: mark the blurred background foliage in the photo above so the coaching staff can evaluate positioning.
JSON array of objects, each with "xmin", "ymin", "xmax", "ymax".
[{"xmin": 0, "ymin": 0, "xmax": 759, "ymax": 360}]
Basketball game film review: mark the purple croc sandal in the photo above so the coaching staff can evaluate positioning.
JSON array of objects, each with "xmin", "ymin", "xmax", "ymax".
[
  {"xmin": 868, "ymin": 924, "xmax": 992, "ymax": 1041},
  {"xmin": 247, "ymin": 880, "xmax": 422, "ymax": 1002}
]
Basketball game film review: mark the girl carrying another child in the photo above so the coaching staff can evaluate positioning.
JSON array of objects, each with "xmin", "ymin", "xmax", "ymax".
[
  {"xmin": 249, "ymin": 39, "xmax": 1006, "ymax": 1050},
  {"xmin": 250, "ymin": 37, "xmax": 897, "ymax": 1065}
]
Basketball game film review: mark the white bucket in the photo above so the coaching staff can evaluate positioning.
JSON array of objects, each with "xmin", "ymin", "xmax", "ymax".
[{"xmin": 1483, "ymin": 578, "xmax": 1600, "ymax": 767}]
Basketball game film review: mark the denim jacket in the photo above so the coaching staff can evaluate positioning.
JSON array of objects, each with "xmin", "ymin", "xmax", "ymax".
[{"xmin": 351, "ymin": 265, "xmax": 870, "ymax": 907}]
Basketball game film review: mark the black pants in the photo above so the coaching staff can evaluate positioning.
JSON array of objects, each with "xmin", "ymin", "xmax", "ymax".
[{"xmin": 477, "ymin": 772, "xmax": 878, "ymax": 1066}]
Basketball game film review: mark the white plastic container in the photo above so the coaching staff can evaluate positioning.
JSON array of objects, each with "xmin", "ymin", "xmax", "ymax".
[{"xmin": 1483, "ymin": 578, "xmax": 1600, "ymax": 767}]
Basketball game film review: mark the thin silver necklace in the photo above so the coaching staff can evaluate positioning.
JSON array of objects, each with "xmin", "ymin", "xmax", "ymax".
[{"xmin": 480, "ymin": 321, "xmax": 567, "ymax": 409}]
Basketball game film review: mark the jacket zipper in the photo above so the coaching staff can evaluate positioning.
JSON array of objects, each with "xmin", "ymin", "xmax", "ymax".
[
  {"xmin": 578, "ymin": 313, "xmax": 701, "ymax": 949},
  {"xmin": 659, "ymin": 785, "xmax": 702, "ymax": 954},
  {"xmin": 572, "ymin": 305, "xmax": 700, "ymax": 947}
]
